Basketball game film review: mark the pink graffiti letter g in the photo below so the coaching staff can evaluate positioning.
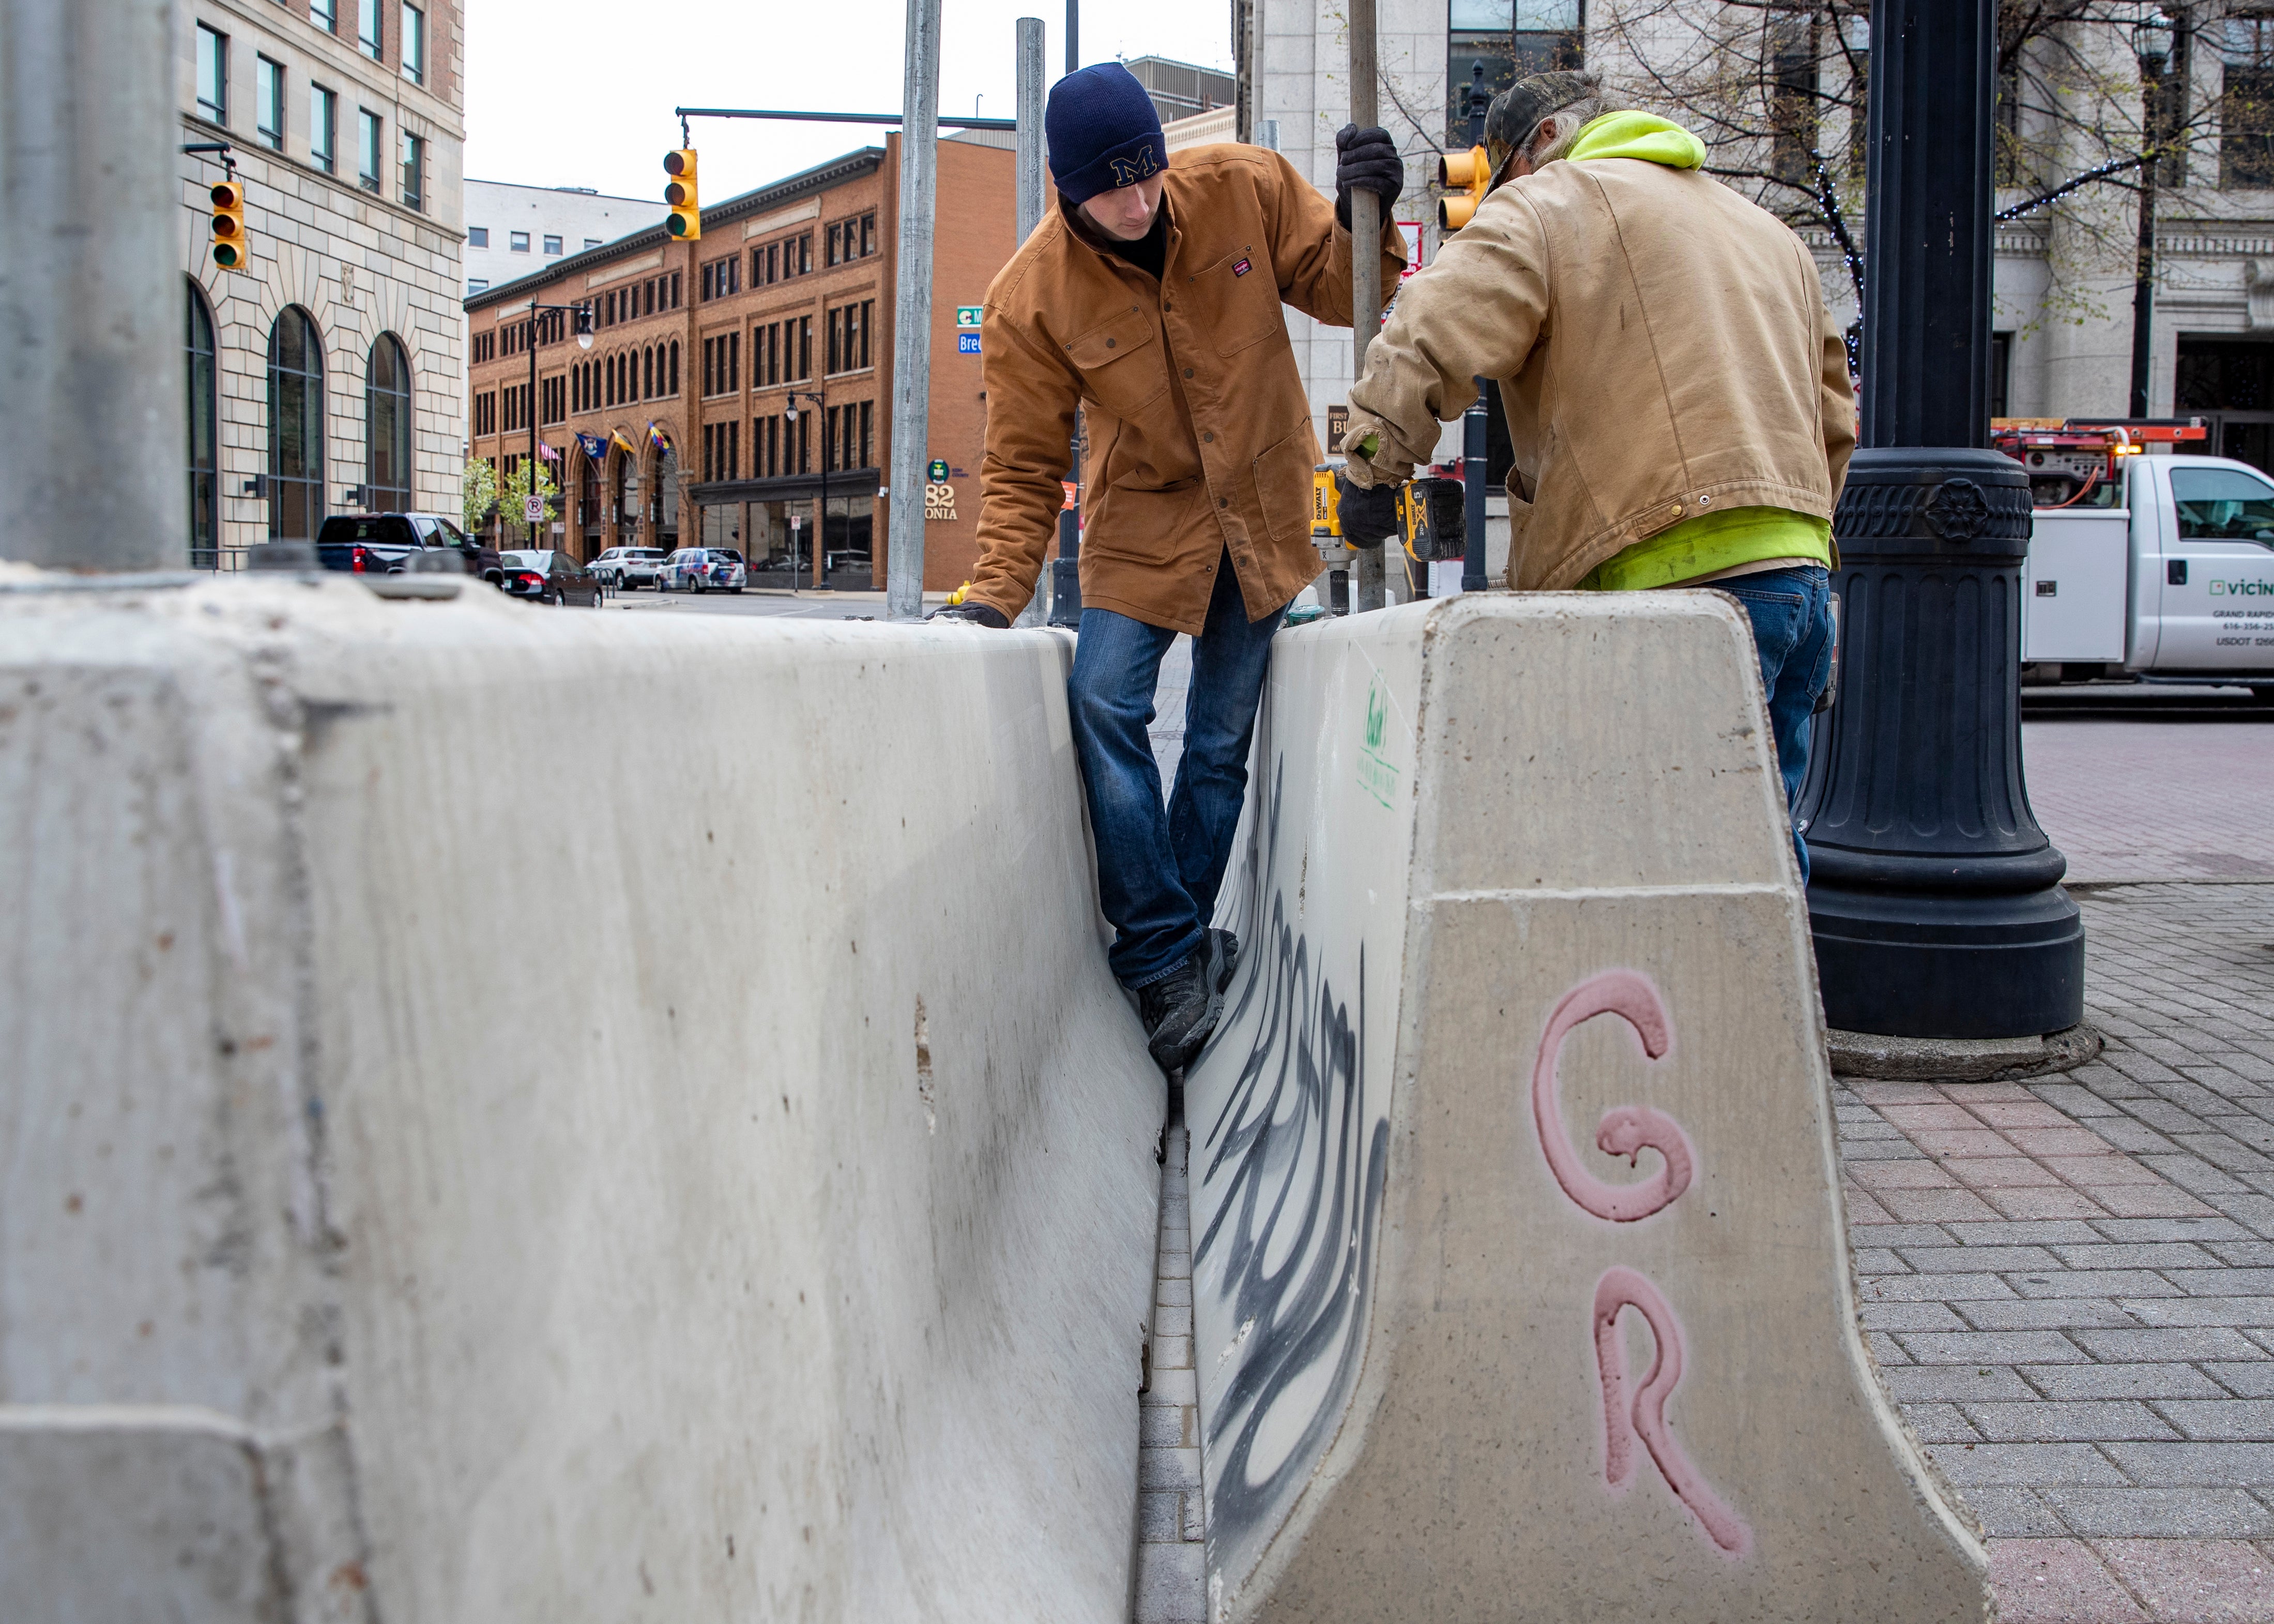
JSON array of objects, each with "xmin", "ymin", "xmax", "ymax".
[{"xmin": 1530, "ymin": 969, "xmax": 1693, "ymax": 1222}]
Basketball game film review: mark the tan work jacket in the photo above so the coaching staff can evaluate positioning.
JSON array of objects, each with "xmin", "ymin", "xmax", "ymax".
[
  {"xmin": 968, "ymin": 144, "xmax": 1406, "ymax": 632},
  {"xmin": 1341, "ymin": 154, "xmax": 1855, "ymax": 591}
]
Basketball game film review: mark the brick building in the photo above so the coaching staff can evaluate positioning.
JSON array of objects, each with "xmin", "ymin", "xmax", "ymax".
[
  {"xmin": 464, "ymin": 134, "xmax": 1015, "ymax": 591},
  {"xmin": 182, "ymin": 0, "xmax": 467, "ymax": 568}
]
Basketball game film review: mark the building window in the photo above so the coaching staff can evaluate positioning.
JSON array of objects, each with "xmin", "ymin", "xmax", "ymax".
[
  {"xmin": 543, "ymin": 234, "xmax": 562, "ymax": 255},
  {"xmin": 827, "ymin": 300, "xmax": 874, "ymax": 374},
  {"xmin": 1990, "ymin": 331, "xmax": 2013, "ymax": 419},
  {"xmin": 358, "ymin": 109, "xmax": 382, "ymax": 192},
  {"xmin": 359, "ymin": 0, "xmax": 383, "ymax": 59},
  {"xmin": 468, "ymin": 225, "xmax": 488, "ymax": 247},
  {"xmin": 1445, "ymin": 0, "xmax": 1581, "ymax": 142},
  {"xmin": 311, "ymin": 0, "xmax": 337, "ymax": 30},
  {"xmin": 256, "ymin": 57, "xmax": 284, "ymax": 150},
  {"xmin": 187, "ymin": 279, "xmax": 218, "ymax": 567},
  {"xmin": 268, "ymin": 307, "xmax": 326, "ymax": 545},
  {"xmin": 584, "ymin": 237, "xmax": 602, "ymax": 250},
  {"xmin": 1768, "ymin": 13, "xmax": 1818, "ymax": 188},
  {"xmin": 510, "ymin": 231, "xmax": 529, "ymax": 253},
  {"xmin": 401, "ymin": 5, "xmax": 425, "ymax": 85},
  {"xmin": 400, "ymin": 130, "xmax": 424, "ymax": 210},
  {"xmin": 196, "ymin": 24, "xmax": 227, "ymax": 124},
  {"xmin": 2226, "ymin": 14, "xmax": 2274, "ymax": 188},
  {"xmin": 311, "ymin": 84, "xmax": 337, "ymax": 172},
  {"xmin": 366, "ymin": 333, "xmax": 413, "ymax": 512},
  {"xmin": 468, "ymin": 278, "xmax": 489, "ymax": 294}
]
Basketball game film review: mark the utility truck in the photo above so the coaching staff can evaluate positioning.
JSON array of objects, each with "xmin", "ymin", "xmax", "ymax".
[{"xmin": 1997, "ymin": 419, "xmax": 2274, "ymax": 695}]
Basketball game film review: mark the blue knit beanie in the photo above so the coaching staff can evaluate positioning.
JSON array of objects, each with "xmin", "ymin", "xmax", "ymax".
[{"xmin": 1046, "ymin": 64, "xmax": 1167, "ymax": 205}]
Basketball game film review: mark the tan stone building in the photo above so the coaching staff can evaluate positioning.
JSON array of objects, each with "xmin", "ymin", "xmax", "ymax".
[
  {"xmin": 465, "ymin": 135, "xmax": 1015, "ymax": 591},
  {"xmin": 182, "ymin": 0, "xmax": 467, "ymax": 566}
]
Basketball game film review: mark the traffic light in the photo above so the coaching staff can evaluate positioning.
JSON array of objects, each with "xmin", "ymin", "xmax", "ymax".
[
  {"xmin": 664, "ymin": 149, "xmax": 700, "ymax": 239},
  {"xmin": 1437, "ymin": 145, "xmax": 1490, "ymax": 232},
  {"xmin": 209, "ymin": 177, "xmax": 248, "ymax": 270}
]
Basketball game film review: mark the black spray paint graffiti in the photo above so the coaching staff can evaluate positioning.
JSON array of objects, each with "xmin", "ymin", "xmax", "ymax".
[{"xmin": 1195, "ymin": 755, "xmax": 1390, "ymax": 1549}]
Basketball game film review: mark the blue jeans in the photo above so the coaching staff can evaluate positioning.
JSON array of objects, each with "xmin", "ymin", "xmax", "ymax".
[
  {"xmin": 1068, "ymin": 553, "xmax": 1285, "ymax": 989},
  {"xmin": 1716, "ymin": 564, "xmax": 1834, "ymax": 884}
]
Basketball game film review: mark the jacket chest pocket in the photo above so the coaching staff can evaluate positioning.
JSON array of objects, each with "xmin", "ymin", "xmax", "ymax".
[
  {"xmin": 1193, "ymin": 247, "xmax": 1280, "ymax": 357},
  {"xmin": 1065, "ymin": 306, "xmax": 1169, "ymax": 419}
]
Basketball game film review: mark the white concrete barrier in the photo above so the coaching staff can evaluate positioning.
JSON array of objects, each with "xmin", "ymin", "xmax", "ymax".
[
  {"xmin": 1186, "ymin": 594, "xmax": 1988, "ymax": 1622},
  {"xmin": 0, "ymin": 574, "xmax": 1162, "ymax": 1620}
]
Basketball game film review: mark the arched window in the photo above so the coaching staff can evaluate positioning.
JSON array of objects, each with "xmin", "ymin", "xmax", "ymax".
[
  {"xmin": 365, "ymin": 332, "xmax": 413, "ymax": 512},
  {"xmin": 186, "ymin": 278, "xmax": 218, "ymax": 567},
  {"xmin": 267, "ymin": 306, "xmax": 325, "ymax": 544},
  {"xmin": 668, "ymin": 340, "xmax": 680, "ymax": 396},
  {"xmin": 608, "ymin": 353, "xmax": 619, "ymax": 406},
  {"xmin": 643, "ymin": 345, "xmax": 653, "ymax": 400}
]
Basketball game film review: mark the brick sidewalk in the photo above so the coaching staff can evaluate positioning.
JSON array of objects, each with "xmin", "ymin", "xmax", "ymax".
[
  {"xmin": 1845, "ymin": 882, "xmax": 2274, "ymax": 1620},
  {"xmin": 2023, "ymin": 718, "xmax": 2274, "ymax": 882}
]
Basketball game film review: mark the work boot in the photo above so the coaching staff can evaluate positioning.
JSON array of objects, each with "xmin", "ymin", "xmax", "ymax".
[
  {"xmin": 1211, "ymin": 928, "xmax": 1241, "ymax": 992},
  {"xmin": 1139, "ymin": 934, "xmax": 1229, "ymax": 1075}
]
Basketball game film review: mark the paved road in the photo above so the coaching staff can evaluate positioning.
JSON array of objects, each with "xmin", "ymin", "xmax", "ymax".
[{"xmin": 2024, "ymin": 685, "xmax": 2274, "ymax": 885}]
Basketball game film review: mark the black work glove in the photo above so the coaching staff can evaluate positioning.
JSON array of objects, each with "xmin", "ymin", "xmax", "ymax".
[
  {"xmin": 1334, "ymin": 124, "xmax": 1405, "ymax": 231},
  {"xmin": 926, "ymin": 601, "xmax": 1011, "ymax": 627},
  {"xmin": 1334, "ymin": 470, "xmax": 1400, "ymax": 549}
]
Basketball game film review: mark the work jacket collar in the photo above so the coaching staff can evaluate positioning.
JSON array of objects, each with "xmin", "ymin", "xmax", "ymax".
[{"xmin": 1057, "ymin": 187, "xmax": 1181, "ymax": 280}]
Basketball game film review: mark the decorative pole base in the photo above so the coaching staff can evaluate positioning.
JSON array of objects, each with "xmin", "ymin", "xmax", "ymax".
[{"xmin": 1798, "ymin": 447, "xmax": 2085, "ymax": 1040}]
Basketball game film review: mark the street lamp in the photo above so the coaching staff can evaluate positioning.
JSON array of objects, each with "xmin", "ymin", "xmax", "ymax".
[
  {"xmin": 2130, "ymin": 14, "xmax": 2176, "ymax": 419},
  {"xmin": 521, "ymin": 300, "xmax": 594, "ymax": 549},
  {"xmin": 785, "ymin": 388, "xmax": 827, "ymax": 589},
  {"xmin": 1793, "ymin": 0, "xmax": 2084, "ymax": 1055}
]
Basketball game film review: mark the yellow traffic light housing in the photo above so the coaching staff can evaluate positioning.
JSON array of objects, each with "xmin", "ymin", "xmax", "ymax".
[
  {"xmin": 209, "ymin": 178, "xmax": 248, "ymax": 270},
  {"xmin": 1437, "ymin": 145, "xmax": 1490, "ymax": 232},
  {"xmin": 664, "ymin": 149, "xmax": 700, "ymax": 239}
]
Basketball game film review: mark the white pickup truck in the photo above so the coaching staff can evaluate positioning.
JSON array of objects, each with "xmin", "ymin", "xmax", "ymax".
[{"xmin": 2024, "ymin": 453, "xmax": 2274, "ymax": 694}]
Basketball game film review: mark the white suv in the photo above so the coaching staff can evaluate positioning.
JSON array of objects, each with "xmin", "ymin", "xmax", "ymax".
[{"xmin": 592, "ymin": 546, "xmax": 666, "ymax": 590}]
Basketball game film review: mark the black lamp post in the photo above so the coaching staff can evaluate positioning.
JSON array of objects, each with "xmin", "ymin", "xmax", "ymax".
[
  {"xmin": 1461, "ymin": 60, "xmax": 1493, "ymax": 594},
  {"xmin": 1792, "ymin": 0, "xmax": 2085, "ymax": 1041},
  {"xmin": 2130, "ymin": 16, "xmax": 2175, "ymax": 419},
  {"xmin": 786, "ymin": 388, "xmax": 827, "ymax": 589}
]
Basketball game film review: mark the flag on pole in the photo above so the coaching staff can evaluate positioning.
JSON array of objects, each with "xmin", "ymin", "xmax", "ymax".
[
  {"xmin": 611, "ymin": 430, "xmax": 639, "ymax": 457},
  {"xmin": 647, "ymin": 423, "xmax": 674, "ymax": 457},
  {"xmin": 538, "ymin": 440, "xmax": 560, "ymax": 463},
  {"xmin": 575, "ymin": 432, "xmax": 608, "ymax": 463}
]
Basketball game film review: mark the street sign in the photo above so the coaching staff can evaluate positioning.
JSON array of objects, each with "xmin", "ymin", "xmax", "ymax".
[
  {"xmin": 523, "ymin": 496, "xmax": 544, "ymax": 523},
  {"xmin": 927, "ymin": 458, "xmax": 950, "ymax": 482},
  {"xmin": 957, "ymin": 333, "xmax": 981, "ymax": 355},
  {"xmin": 955, "ymin": 305, "xmax": 983, "ymax": 328}
]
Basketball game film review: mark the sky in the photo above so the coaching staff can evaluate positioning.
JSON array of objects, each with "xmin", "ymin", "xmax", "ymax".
[{"xmin": 464, "ymin": 0, "xmax": 1237, "ymax": 206}]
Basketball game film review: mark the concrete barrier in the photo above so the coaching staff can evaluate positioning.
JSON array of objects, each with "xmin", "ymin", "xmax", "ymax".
[
  {"xmin": 0, "ymin": 574, "xmax": 1162, "ymax": 1620},
  {"xmin": 1186, "ymin": 594, "xmax": 1988, "ymax": 1622}
]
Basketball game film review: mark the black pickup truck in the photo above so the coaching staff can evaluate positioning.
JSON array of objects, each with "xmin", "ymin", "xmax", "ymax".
[{"xmin": 312, "ymin": 513, "xmax": 505, "ymax": 584}]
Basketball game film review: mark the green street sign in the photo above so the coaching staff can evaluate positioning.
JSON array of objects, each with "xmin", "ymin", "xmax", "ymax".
[{"xmin": 955, "ymin": 306, "xmax": 983, "ymax": 329}]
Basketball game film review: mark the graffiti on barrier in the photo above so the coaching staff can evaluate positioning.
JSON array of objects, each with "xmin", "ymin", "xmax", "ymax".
[{"xmin": 1530, "ymin": 970, "xmax": 1751, "ymax": 1559}]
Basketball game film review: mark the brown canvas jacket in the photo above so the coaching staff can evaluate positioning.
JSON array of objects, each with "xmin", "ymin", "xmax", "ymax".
[
  {"xmin": 1341, "ymin": 152, "xmax": 1855, "ymax": 591},
  {"xmin": 968, "ymin": 144, "xmax": 1406, "ymax": 633}
]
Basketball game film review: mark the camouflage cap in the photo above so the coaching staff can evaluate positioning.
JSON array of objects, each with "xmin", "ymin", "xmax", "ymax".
[{"xmin": 1484, "ymin": 70, "xmax": 1596, "ymax": 182}]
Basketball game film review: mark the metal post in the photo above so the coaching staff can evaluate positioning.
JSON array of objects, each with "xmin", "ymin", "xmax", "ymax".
[
  {"xmin": 0, "ymin": 0, "xmax": 183, "ymax": 571},
  {"xmin": 1066, "ymin": 0, "xmax": 1078, "ymax": 72},
  {"xmin": 1348, "ymin": 0, "xmax": 1386, "ymax": 612},
  {"xmin": 886, "ymin": 0, "xmax": 943, "ymax": 619},
  {"xmin": 1014, "ymin": 17, "xmax": 1050, "ymax": 627},
  {"xmin": 1459, "ymin": 69, "xmax": 1491, "ymax": 596},
  {"xmin": 527, "ymin": 316, "xmax": 539, "ymax": 546},
  {"xmin": 1792, "ymin": 0, "xmax": 2083, "ymax": 1043},
  {"xmin": 1460, "ymin": 386, "xmax": 1488, "ymax": 592},
  {"xmin": 2128, "ymin": 22, "xmax": 2172, "ymax": 420}
]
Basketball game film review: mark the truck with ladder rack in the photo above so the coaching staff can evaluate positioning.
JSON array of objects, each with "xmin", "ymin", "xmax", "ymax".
[{"xmin": 1996, "ymin": 418, "xmax": 2274, "ymax": 696}]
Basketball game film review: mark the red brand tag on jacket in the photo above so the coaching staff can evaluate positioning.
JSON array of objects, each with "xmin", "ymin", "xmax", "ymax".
[{"xmin": 1233, "ymin": 258, "xmax": 1252, "ymax": 277}]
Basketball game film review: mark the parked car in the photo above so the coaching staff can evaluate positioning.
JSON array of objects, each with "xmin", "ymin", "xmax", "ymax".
[
  {"xmin": 500, "ymin": 549, "xmax": 604, "ymax": 607},
  {"xmin": 591, "ymin": 545, "xmax": 667, "ymax": 590},
  {"xmin": 656, "ymin": 547, "xmax": 748, "ymax": 593},
  {"xmin": 310, "ymin": 513, "xmax": 503, "ymax": 584}
]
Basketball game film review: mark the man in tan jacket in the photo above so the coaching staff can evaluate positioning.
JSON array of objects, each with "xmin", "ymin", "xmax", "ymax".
[
  {"xmin": 1339, "ymin": 70, "xmax": 1856, "ymax": 881},
  {"xmin": 934, "ymin": 62, "xmax": 1405, "ymax": 1070}
]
